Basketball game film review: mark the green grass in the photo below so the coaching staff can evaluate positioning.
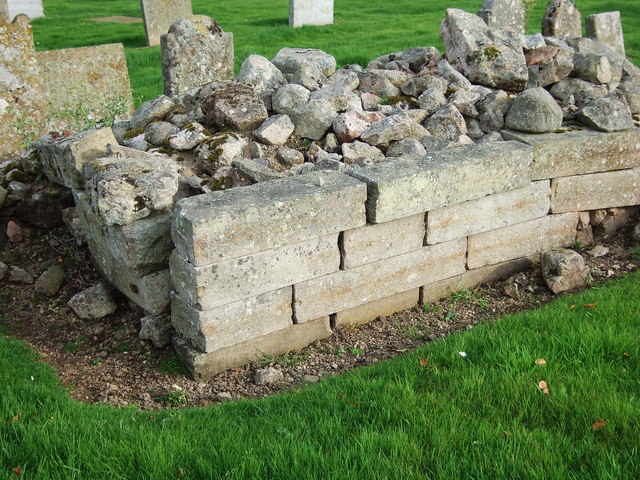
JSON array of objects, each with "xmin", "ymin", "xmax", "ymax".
[
  {"xmin": 30, "ymin": 0, "xmax": 640, "ymax": 104},
  {"xmin": 1, "ymin": 271, "xmax": 639, "ymax": 479}
]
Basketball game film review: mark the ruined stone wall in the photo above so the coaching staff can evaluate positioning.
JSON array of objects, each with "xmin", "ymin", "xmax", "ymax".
[{"xmin": 169, "ymin": 128, "xmax": 640, "ymax": 378}]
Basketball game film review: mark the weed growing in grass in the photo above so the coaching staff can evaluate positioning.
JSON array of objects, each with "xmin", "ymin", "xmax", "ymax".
[
  {"xmin": 160, "ymin": 386, "xmax": 188, "ymax": 407},
  {"xmin": 349, "ymin": 347, "xmax": 364, "ymax": 356},
  {"xmin": 444, "ymin": 311, "xmax": 457, "ymax": 322},
  {"xmin": 156, "ymin": 353, "xmax": 189, "ymax": 375}
]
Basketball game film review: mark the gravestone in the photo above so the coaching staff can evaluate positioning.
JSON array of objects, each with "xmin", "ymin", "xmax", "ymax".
[
  {"xmin": 36, "ymin": 43, "xmax": 135, "ymax": 131},
  {"xmin": 289, "ymin": 0, "xmax": 333, "ymax": 28},
  {"xmin": 7, "ymin": 0, "xmax": 43, "ymax": 20},
  {"xmin": 0, "ymin": 14, "xmax": 45, "ymax": 160},
  {"xmin": 0, "ymin": 1, "xmax": 9, "ymax": 22},
  {"xmin": 586, "ymin": 11, "xmax": 625, "ymax": 57},
  {"xmin": 140, "ymin": 0, "xmax": 192, "ymax": 47},
  {"xmin": 478, "ymin": 0, "xmax": 525, "ymax": 33},
  {"xmin": 542, "ymin": 0, "xmax": 581, "ymax": 38},
  {"xmin": 161, "ymin": 15, "xmax": 234, "ymax": 98}
]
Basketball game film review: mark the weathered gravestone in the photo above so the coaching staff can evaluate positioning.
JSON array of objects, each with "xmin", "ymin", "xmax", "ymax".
[
  {"xmin": 0, "ymin": 1, "xmax": 9, "ymax": 22},
  {"xmin": 140, "ymin": 0, "xmax": 192, "ymax": 47},
  {"xmin": 478, "ymin": 0, "xmax": 525, "ymax": 33},
  {"xmin": 36, "ymin": 43, "xmax": 135, "ymax": 131},
  {"xmin": 289, "ymin": 0, "xmax": 333, "ymax": 28},
  {"xmin": 542, "ymin": 0, "xmax": 581, "ymax": 38},
  {"xmin": 6, "ymin": 0, "xmax": 43, "ymax": 20},
  {"xmin": 161, "ymin": 15, "xmax": 234, "ymax": 98},
  {"xmin": 586, "ymin": 11, "xmax": 625, "ymax": 57},
  {"xmin": 0, "ymin": 14, "xmax": 45, "ymax": 160}
]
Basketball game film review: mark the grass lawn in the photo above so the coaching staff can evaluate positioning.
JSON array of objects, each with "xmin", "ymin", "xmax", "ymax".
[
  {"xmin": 31, "ymin": 0, "xmax": 640, "ymax": 104},
  {"xmin": 1, "ymin": 271, "xmax": 639, "ymax": 478}
]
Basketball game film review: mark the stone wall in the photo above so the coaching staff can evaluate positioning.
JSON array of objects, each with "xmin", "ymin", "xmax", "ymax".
[{"xmin": 169, "ymin": 128, "xmax": 640, "ymax": 378}]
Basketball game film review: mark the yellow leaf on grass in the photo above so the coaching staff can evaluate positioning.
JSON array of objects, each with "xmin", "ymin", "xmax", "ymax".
[
  {"xmin": 592, "ymin": 419, "xmax": 606, "ymax": 431},
  {"xmin": 538, "ymin": 380, "xmax": 550, "ymax": 394},
  {"xmin": 12, "ymin": 466, "xmax": 22, "ymax": 477},
  {"xmin": 419, "ymin": 358, "xmax": 428, "ymax": 368},
  {"xmin": 584, "ymin": 303, "xmax": 598, "ymax": 308},
  {"xmin": 534, "ymin": 358, "xmax": 547, "ymax": 366}
]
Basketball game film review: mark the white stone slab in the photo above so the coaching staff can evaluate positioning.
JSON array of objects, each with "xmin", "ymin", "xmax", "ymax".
[{"xmin": 289, "ymin": 0, "xmax": 333, "ymax": 28}]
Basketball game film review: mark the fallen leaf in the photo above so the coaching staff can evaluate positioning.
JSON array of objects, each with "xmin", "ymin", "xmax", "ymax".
[
  {"xmin": 592, "ymin": 419, "xmax": 606, "ymax": 431},
  {"xmin": 419, "ymin": 358, "xmax": 428, "ymax": 368},
  {"xmin": 623, "ymin": 352, "xmax": 629, "ymax": 357},
  {"xmin": 178, "ymin": 468, "xmax": 184, "ymax": 476},
  {"xmin": 584, "ymin": 303, "xmax": 598, "ymax": 308},
  {"xmin": 502, "ymin": 431, "xmax": 509, "ymax": 438},
  {"xmin": 569, "ymin": 305, "xmax": 576, "ymax": 310},
  {"xmin": 13, "ymin": 466, "xmax": 21, "ymax": 477},
  {"xmin": 534, "ymin": 358, "xmax": 547, "ymax": 366},
  {"xmin": 538, "ymin": 380, "xmax": 550, "ymax": 394}
]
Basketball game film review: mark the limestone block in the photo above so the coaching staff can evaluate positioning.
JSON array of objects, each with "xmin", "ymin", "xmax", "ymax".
[
  {"xmin": 586, "ymin": 11, "xmax": 625, "ymax": 57},
  {"xmin": 171, "ymin": 288, "xmax": 293, "ymax": 353},
  {"xmin": 550, "ymin": 168, "xmax": 640, "ymax": 213},
  {"xmin": 350, "ymin": 141, "xmax": 532, "ymax": 224},
  {"xmin": 592, "ymin": 206, "xmax": 640, "ymax": 238},
  {"xmin": 7, "ymin": 0, "xmax": 44, "ymax": 20},
  {"xmin": 426, "ymin": 181, "xmax": 550, "ymax": 244},
  {"xmin": 140, "ymin": 0, "xmax": 192, "ymax": 47},
  {"xmin": 174, "ymin": 317, "xmax": 332, "ymax": 379},
  {"xmin": 1, "ymin": 1, "xmax": 9, "ymax": 21},
  {"xmin": 172, "ymin": 171, "xmax": 366, "ymax": 266},
  {"xmin": 342, "ymin": 214, "xmax": 425, "ymax": 269},
  {"xmin": 478, "ymin": 0, "xmax": 525, "ymax": 33},
  {"xmin": 467, "ymin": 213, "xmax": 579, "ymax": 269},
  {"xmin": 335, "ymin": 289, "xmax": 419, "ymax": 328},
  {"xmin": 272, "ymin": 48, "xmax": 336, "ymax": 77},
  {"xmin": 501, "ymin": 128, "xmax": 640, "ymax": 180},
  {"xmin": 37, "ymin": 128, "xmax": 117, "ymax": 189},
  {"xmin": 171, "ymin": 234, "xmax": 340, "ymax": 311},
  {"xmin": 35, "ymin": 43, "xmax": 134, "ymax": 131},
  {"xmin": 294, "ymin": 239, "xmax": 466, "ymax": 323},
  {"xmin": 0, "ymin": 15, "xmax": 45, "ymax": 160},
  {"xmin": 289, "ymin": 0, "xmax": 333, "ymax": 28}
]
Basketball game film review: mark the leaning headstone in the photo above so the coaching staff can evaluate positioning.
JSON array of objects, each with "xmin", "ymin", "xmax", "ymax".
[
  {"xmin": 0, "ymin": 15, "xmax": 45, "ymax": 160},
  {"xmin": 478, "ymin": 0, "xmax": 525, "ymax": 33},
  {"xmin": 290, "ymin": 0, "xmax": 333, "ymax": 28},
  {"xmin": 542, "ymin": 0, "xmax": 581, "ymax": 38},
  {"xmin": 7, "ymin": 0, "xmax": 43, "ymax": 20},
  {"xmin": 586, "ymin": 11, "xmax": 625, "ymax": 57},
  {"xmin": 140, "ymin": 0, "xmax": 192, "ymax": 47},
  {"xmin": 36, "ymin": 44, "xmax": 134, "ymax": 131},
  {"xmin": 161, "ymin": 15, "xmax": 234, "ymax": 98}
]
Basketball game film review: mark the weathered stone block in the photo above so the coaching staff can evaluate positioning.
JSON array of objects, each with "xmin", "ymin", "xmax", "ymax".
[
  {"xmin": 37, "ymin": 128, "xmax": 117, "ymax": 189},
  {"xmin": 478, "ymin": 0, "xmax": 525, "ymax": 33},
  {"xmin": 294, "ymin": 239, "xmax": 466, "ymax": 322},
  {"xmin": 334, "ymin": 289, "xmax": 419, "ymax": 328},
  {"xmin": 35, "ymin": 43, "xmax": 134, "ymax": 130},
  {"xmin": 350, "ymin": 141, "xmax": 532, "ymax": 224},
  {"xmin": 171, "ymin": 234, "xmax": 340, "ymax": 310},
  {"xmin": 172, "ymin": 171, "xmax": 366, "ymax": 266},
  {"xmin": 171, "ymin": 288, "xmax": 293, "ymax": 353},
  {"xmin": 467, "ymin": 213, "xmax": 579, "ymax": 269},
  {"xmin": 0, "ymin": 0, "xmax": 9, "ymax": 21},
  {"xmin": 550, "ymin": 168, "xmax": 640, "ymax": 213},
  {"xmin": 586, "ymin": 11, "xmax": 625, "ymax": 57},
  {"xmin": 289, "ymin": 0, "xmax": 333, "ymax": 28},
  {"xmin": 140, "ymin": 0, "xmax": 192, "ymax": 47},
  {"xmin": 342, "ymin": 214, "xmax": 425, "ymax": 269},
  {"xmin": 502, "ymin": 128, "xmax": 640, "ymax": 180},
  {"xmin": 174, "ymin": 317, "xmax": 332, "ymax": 379},
  {"xmin": 426, "ymin": 181, "xmax": 550, "ymax": 244}
]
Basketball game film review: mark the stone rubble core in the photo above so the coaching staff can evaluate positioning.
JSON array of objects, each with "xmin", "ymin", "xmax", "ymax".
[{"xmin": 32, "ymin": 5, "xmax": 640, "ymax": 379}]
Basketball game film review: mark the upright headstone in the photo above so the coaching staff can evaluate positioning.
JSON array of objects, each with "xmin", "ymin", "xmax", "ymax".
[
  {"xmin": 7, "ymin": 0, "xmax": 43, "ymax": 20},
  {"xmin": 542, "ymin": 0, "xmax": 581, "ymax": 38},
  {"xmin": 36, "ymin": 43, "xmax": 135, "ymax": 131},
  {"xmin": 586, "ymin": 11, "xmax": 625, "ymax": 57},
  {"xmin": 478, "ymin": 0, "xmax": 525, "ymax": 33},
  {"xmin": 161, "ymin": 16, "xmax": 234, "ymax": 98},
  {"xmin": 0, "ymin": 0, "xmax": 9, "ymax": 22},
  {"xmin": 140, "ymin": 0, "xmax": 192, "ymax": 47},
  {"xmin": 0, "ymin": 14, "xmax": 45, "ymax": 160},
  {"xmin": 289, "ymin": 0, "xmax": 333, "ymax": 28}
]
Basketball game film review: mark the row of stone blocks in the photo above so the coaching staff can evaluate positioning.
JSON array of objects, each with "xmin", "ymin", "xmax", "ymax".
[{"xmin": 170, "ymin": 129, "xmax": 640, "ymax": 378}]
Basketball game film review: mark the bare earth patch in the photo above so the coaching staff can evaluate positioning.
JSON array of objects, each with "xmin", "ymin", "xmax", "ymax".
[
  {"xmin": 90, "ymin": 16, "xmax": 143, "ymax": 24},
  {"xmin": 1, "ymin": 215, "xmax": 638, "ymax": 410}
]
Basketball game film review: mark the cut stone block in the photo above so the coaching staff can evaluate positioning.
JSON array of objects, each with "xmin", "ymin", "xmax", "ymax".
[
  {"xmin": 170, "ymin": 234, "xmax": 340, "ymax": 311},
  {"xmin": 174, "ymin": 316, "xmax": 332, "ymax": 379},
  {"xmin": 426, "ymin": 181, "xmax": 550, "ymax": 244},
  {"xmin": 350, "ymin": 141, "xmax": 532, "ymax": 224},
  {"xmin": 334, "ymin": 289, "xmax": 419, "ymax": 328},
  {"xmin": 35, "ymin": 43, "xmax": 134, "ymax": 130},
  {"xmin": 171, "ymin": 288, "xmax": 293, "ymax": 353},
  {"xmin": 140, "ymin": 0, "xmax": 192, "ymax": 47},
  {"xmin": 289, "ymin": 0, "xmax": 333, "ymax": 28},
  {"xmin": 550, "ymin": 168, "xmax": 640, "ymax": 213},
  {"xmin": 501, "ymin": 128, "xmax": 640, "ymax": 180},
  {"xmin": 467, "ymin": 213, "xmax": 579, "ymax": 269},
  {"xmin": 7, "ymin": 0, "xmax": 43, "ymax": 19},
  {"xmin": 0, "ymin": 1, "xmax": 8, "ymax": 21},
  {"xmin": 294, "ymin": 239, "xmax": 466, "ymax": 322},
  {"xmin": 37, "ymin": 128, "xmax": 117, "ymax": 189},
  {"xmin": 586, "ymin": 11, "xmax": 625, "ymax": 57},
  {"xmin": 342, "ymin": 214, "xmax": 425, "ymax": 269},
  {"xmin": 172, "ymin": 171, "xmax": 366, "ymax": 266}
]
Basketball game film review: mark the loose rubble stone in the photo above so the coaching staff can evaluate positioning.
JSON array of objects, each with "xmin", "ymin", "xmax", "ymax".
[
  {"xmin": 361, "ymin": 114, "xmax": 429, "ymax": 146},
  {"xmin": 619, "ymin": 79, "xmax": 640, "ymax": 114},
  {"xmin": 542, "ymin": 0, "xmax": 582, "ymax": 38},
  {"xmin": 167, "ymin": 123, "xmax": 208, "ymax": 150},
  {"xmin": 309, "ymin": 86, "xmax": 350, "ymax": 111},
  {"xmin": 6, "ymin": 220, "xmax": 23, "ymax": 242},
  {"xmin": 272, "ymin": 47, "xmax": 337, "ymax": 77},
  {"xmin": 417, "ymin": 88, "xmax": 448, "ymax": 115},
  {"xmin": 196, "ymin": 133, "xmax": 248, "ymax": 174},
  {"xmin": 130, "ymin": 95, "xmax": 175, "ymax": 131},
  {"xmin": 291, "ymin": 65, "xmax": 327, "ymax": 91},
  {"xmin": 505, "ymin": 87, "xmax": 563, "ymax": 133},
  {"xmin": 144, "ymin": 121, "xmax": 179, "ymax": 146},
  {"xmin": 34, "ymin": 264, "xmax": 65, "ymax": 297},
  {"xmin": 333, "ymin": 111, "xmax": 374, "ymax": 144},
  {"xmin": 521, "ymin": 33, "xmax": 546, "ymax": 50},
  {"xmin": 201, "ymin": 83, "xmax": 268, "ymax": 132},
  {"xmin": 386, "ymin": 138, "xmax": 427, "ymax": 157},
  {"xmin": 272, "ymin": 84, "xmax": 311, "ymax": 116},
  {"xmin": 139, "ymin": 314, "xmax": 173, "ymax": 348},
  {"xmin": 590, "ymin": 245, "xmax": 609, "ymax": 258},
  {"xmin": 327, "ymin": 69, "xmax": 360, "ymax": 91},
  {"xmin": 16, "ymin": 192, "xmax": 65, "ymax": 228},
  {"xmin": 232, "ymin": 158, "xmax": 284, "ymax": 183},
  {"xmin": 591, "ymin": 207, "xmax": 640, "ymax": 238},
  {"xmin": 541, "ymin": 249, "xmax": 588, "ymax": 294},
  {"xmin": 255, "ymin": 114, "xmax": 295, "ymax": 146},
  {"xmin": 424, "ymin": 105, "xmax": 468, "ymax": 141},
  {"xmin": 358, "ymin": 71, "xmax": 401, "ymax": 97},
  {"xmin": 254, "ymin": 367, "xmax": 284, "ymax": 386},
  {"xmin": 477, "ymin": 90, "xmax": 509, "ymax": 132},
  {"xmin": 237, "ymin": 54, "xmax": 287, "ymax": 98},
  {"xmin": 0, "ymin": 262, "xmax": 7, "ymax": 281},
  {"xmin": 9, "ymin": 266, "xmax": 33, "ymax": 284},
  {"xmin": 549, "ymin": 78, "xmax": 608, "ymax": 108},
  {"xmin": 567, "ymin": 37, "xmax": 623, "ymax": 88},
  {"xmin": 68, "ymin": 283, "xmax": 117, "ymax": 320},
  {"xmin": 341, "ymin": 141, "xmax": 385, "ymax": 166},
  {"xmin": 288, "ymin": 100, "xmax": 337, "ymax": 140},
  {"xmin": 632, "ymin": 221, "xmax": 640, "ymax": 244},
  {"xmin": 575, "ymin": 97, "xmax": 634, "ymax": 132},
  {"xmin": 478, "ymin": 0, "xmax": 525, "ymax": 33},
  {"xmin": 276, "ymin": 147, "xmax": 304, "ymax": 168}
]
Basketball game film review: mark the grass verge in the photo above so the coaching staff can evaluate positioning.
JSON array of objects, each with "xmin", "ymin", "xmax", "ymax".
[{"xmin": 1, "ymin": 271, "xmax": 638, "ymax": 479}]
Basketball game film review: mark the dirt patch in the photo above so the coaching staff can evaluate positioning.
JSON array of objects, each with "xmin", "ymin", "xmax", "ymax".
[
  {"xmin": 1, "ymin": 207, "xmax": 638, "ymax": 411},
  {"xmin": 90, "ymin": 16, "xmax": 143, "ymax": 24}
]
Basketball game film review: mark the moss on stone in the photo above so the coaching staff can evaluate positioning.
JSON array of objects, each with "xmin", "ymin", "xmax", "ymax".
[{"xmin": 123, "ymin": 128, "xmax": 145, "ymax": 140}]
